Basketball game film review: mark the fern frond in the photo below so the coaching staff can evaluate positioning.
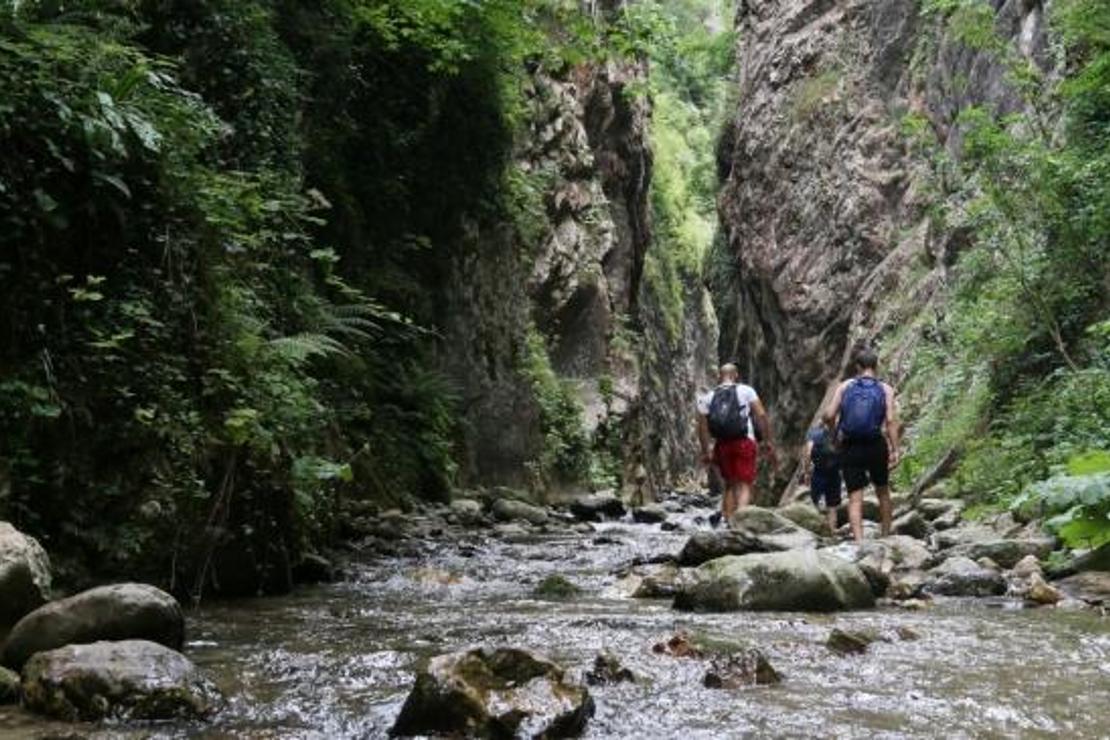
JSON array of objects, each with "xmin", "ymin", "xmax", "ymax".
[{"xmin": 268, "ymin": 332, "xmax": 350, "ymax": 364}]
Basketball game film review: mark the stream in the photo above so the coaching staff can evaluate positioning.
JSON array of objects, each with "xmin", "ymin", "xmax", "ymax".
[{"xmin": 2, "ymin": 498, "xmax": 1108, "ymax": 739}]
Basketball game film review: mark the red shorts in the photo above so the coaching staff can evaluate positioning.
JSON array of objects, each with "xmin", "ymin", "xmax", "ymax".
[{"xmin": 715, "ymin": 437, "xmax": 757, "ymax": 484}]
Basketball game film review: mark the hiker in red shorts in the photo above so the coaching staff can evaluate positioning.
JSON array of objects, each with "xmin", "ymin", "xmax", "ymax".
[{"xmin": 697, "ymin": 363, "xmax": 777, "ymax": 524}]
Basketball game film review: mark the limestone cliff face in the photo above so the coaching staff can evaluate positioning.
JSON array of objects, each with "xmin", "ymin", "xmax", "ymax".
[
  {"xmin": 445, "ymin": 58, "xmax": 717, "ymax": 496},
  {"xmin": 715, "ymin": 0, "xmax": 1050, "ymax": 484}
]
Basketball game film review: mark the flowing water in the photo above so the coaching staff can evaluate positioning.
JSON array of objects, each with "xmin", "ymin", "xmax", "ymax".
[{"xmin": 2, "ymin": 501, "xmax": 1108, "ymax": 739}]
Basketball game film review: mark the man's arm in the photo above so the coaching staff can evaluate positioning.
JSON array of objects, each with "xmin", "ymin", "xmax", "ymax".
[
  {"xmin": 751, "ymin": 398, "xmax": 778, "ymax": 465},
  {"xmin": 884, "ymin": 383, "xmax": 901, "ymax": 465},
  {"xmin": 697, "ymin": 414, "xmax": 712, "ymax": 463},
  {"xmin": 801, "ymin": 439, "xmax": 814, "ymax": 483},
  {"xmin": 822, "ymin": 382, "xmax": 847, "ymax": 428}
]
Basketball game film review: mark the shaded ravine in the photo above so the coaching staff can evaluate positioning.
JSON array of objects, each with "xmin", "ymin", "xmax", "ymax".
[{"xmin": 2, "ymin": 501, "xmax": 1108, "ymax": 739}]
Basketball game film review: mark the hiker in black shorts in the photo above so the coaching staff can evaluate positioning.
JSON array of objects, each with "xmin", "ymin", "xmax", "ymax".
[{"xmin": 823, "ymin": 348, "xmax": 901, "ymax": 542}]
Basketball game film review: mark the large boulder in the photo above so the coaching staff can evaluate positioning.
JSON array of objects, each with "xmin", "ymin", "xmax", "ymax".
[
  {"xmin": 673, "ymin": 550, "xmax": 875, "ymax": 612},
  {"xmin": 391, "ymin": 647, "xmax": 594, "ymax": 738},
  {"xmin": 0, "ymin": 665, "xmax": 18, "ymax": 704},
  {"xmin": 2, "ymin": 583, "xmax": 184, "ymax": 670},
  {"xmin": 631, "ymin": 504, "xmax": 668, "ymax": 524},
  {"xmin": 916, "ymin": 498, "xmax": 964, "ymax": 521},
  {"xmin": 0, "ymin": 522, "xmax": 52, "ymax": 629},
  {"xmin": 20, "ymin": 640, "xmax": 222, "ymax": 721},
  {"xmin": 728, "ymin": 507, "xmax": 818, "ymax": 551},
  {"xmin": 491, "ymin": 498, "xmax": 550, "ymax": 526},
  {"xmin": 892, "ymin": 511, "xmax": 931, "ymax": 540},
  {"xmin": 924, "ymin": 556, "xmax": 1006, "ymax": 597},
  {"xmin": 569, "ymin": 492, "xmax": 626, "ymax": 522},
  {"xmin": 944, "ymin": 539, "xmax": 1055, "ymax": 569},
  {"xmin": 777, "ymin": 502, "xmax": 831, "ymax": 536},
  {"xmin": 449, "ymin": 498, "xmax": 485, "ymax": 526},
  {"xmin": 1054, "ymin": 571, "xmax": 1110, "ymax": 605},
  {"xmin": 677, "ymin": 530, "xmax": 768, "ymax": 567},
  {"xmin": 821, "ymin": 537, "xmax": 933, "ymax": 597}
]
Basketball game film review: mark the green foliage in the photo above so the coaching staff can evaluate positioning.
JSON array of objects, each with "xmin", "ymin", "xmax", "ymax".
[
  {"xmin": 1012, "ymin": 451, "xmax": 1110, "ymax": 549},
  {"xmin": 897, "ymin": 0, "xmax": 1110, "ymax": 520},
  {"xmin": 521, "ymin": 329, "xmax": 591, "ymax": 487},
  {"xmin": 639, "ymin": 0, "xmax": 736, "ymax": 341}
]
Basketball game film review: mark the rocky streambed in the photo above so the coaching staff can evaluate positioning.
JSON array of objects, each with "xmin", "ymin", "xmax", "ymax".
[{"xmin": 1, "ymin": 494, "xmax": 1109, "ymax": 738}]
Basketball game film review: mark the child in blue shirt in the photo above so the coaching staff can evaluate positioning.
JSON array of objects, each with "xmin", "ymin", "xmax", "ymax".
[{"xmin": 802, "ymin": 420, "xmax": 842, "ymax": 534}]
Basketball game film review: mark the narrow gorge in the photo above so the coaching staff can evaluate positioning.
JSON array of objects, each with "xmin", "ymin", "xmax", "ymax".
[{"xmin": 1, "ymin": 0, "xmax": 1108, "ymax": 737}]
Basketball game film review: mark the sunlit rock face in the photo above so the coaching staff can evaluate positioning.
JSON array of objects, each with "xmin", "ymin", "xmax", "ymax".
[{"xmin": 714, "ymin": 0, "xmax": 1051, "ymax": 484}]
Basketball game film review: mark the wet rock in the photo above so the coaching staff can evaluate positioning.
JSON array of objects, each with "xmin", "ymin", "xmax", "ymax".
[
  {"xmin": 826, "ymin": 628, "xmax": 876, "ymax": 655},
  {"xmin": 703, "ymin": 650, "xmax": 780, "ymax": 688},
  {"xmin": 569, "ymin": 492, "xmax": 626, "ymax": 522},
  {"xmin": 492, "ymin": 498, "xmax": 550, "ymax": 526},
  {"xmin": 892, "ymin": 511, "xmax": 930, "ymax": 540},
  {"xmin": 292, "ymin": 553, "xmax": 334, "ymax": 584},
  {"xmin": 632, "ymin": 564, "xmax": 694, "ymax": 599},
  {"xmin": 916, "ymin": 498, "xmax": 963, "ymax": 521},
  {"xmin": 1054, "ymin": 571, "xmax": 1110, "ymax": 605},
  {"xmin": 660, "ymin": 521, "xmax": 684, "ymax": 533},
  {"xmin": 931, "ymin": 508, "xmax": 962, "ymax": 531},
  {"xmin": 410, "ymin": 568, "xmax": 462, "ymax": 586},
  {"xmin": 836, "ymin": 521, "xmax": 881, "ymax": 540},
  {"xmin": 1044, "ymin": 543, "xmax": 1110, "ymax": 579},
  {"xmin": 887, "ymin": 571, "xmax": 929, "ymax": 600},
  {"xmin": 391, "ymin": 647, "xmax": 593, "ymax": 738},
  {"xmin": 449, "ymin": 499, "xmax": 485, "ymax": 526},
  {"xmin": 677, "ymin": 530, "xmax": 767, "ymax": 567},
  {"xmin": 586, "ymin": 653, "xmax": 635, "ymax": 685},
  {"xmin": 2, "ymin": 583, "xmax": 184, "ymax": 671},
  {"xmin": 895, "ymin": 626, "xmax": 921, "ymax": 641},
  {"xmin": 674, "ymin": 550, "xmax": 875, "ymax": 612},
  {"xmin": 0, "ymin": 521, "xmax": 52, "ymax": 629},
  {"xmin": 651, "ymin": 633, "xmax": 702, "ymax": 659},
  {"xmin": 1010, "ymin": 554, "xmax": 1043, "ymax": 580},
  {"xmin": 777, "ymin": 502, "xmax": 831, "ymax": 536},
  {"xmin": 934, "ymin": 524, "xmax": 998, "ymax": 550},
  {"xmin": 571, "ymin": 522, "xmax": 595, "ymax": 535},
  {"xmin": 924, "ymin": 556, "xmax": 1006, "ymax": 597},
  {"xmin": 822, "ymin": 536, "xmax": 933, "ymax": 597},
  {"xmin": 1027, "ymin": 573, "xmax": 1063, "ymax": 605},
  {"xmin": 729, "ymin": 507, "xmax": 818, "ymax": 552},
  {"xmin": 20, "ymin": 640, "xmax": 222, "ymax": 721},
  {"xmin": 0, "ymin": 666, "xmax": 18, "ymax": 704},
  {"xmin": 976, "ymin": 557, "xmax": 1001, "ymax": 572},
  {"xmin": 631, "ymin": 505, "xmax": 667, "ymax": 524},
  {"xmin": 532, "ymin": 574, "xmax": 582, "ymax": 600},
  {"xmin": 945, "ymin": 539, "xmax": 1055, "ymax": 569}
]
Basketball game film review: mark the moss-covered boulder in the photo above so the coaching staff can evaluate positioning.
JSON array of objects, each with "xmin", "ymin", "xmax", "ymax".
[
  {"xmin": 0, "ymin": 666, "xmax": 19, "ymax": 705},
  {"xmin": 0, "ymin": 521, "xmax": 52, "ymax": 629},
  {"xmin": 21, "ymin": 640, "xmax": 222, "ymax": 721},
  {"xmin": 673, "ymin": 550, "xmax": 875, "ymax": 612},
  {"xmin": 2, "ymin": 583, "xmax": 184, "ymax": 670},
  {"xmin": 944, "ymin": 539, "xmax": 1055, "ymax": 570},
  {"xmin": 777, "ymin": 503, "xmax": 831, "ymax": 536},
  {"xmin": 924, "ymin": 556, "xmax": 1006, "ymax": 597},
  {"xmin": 391, "ymin": 647, "xmax": 594, "ymax": 738},
  {"xmin": 491, "ymin": 498, "xmax": 550, "ymax": 526},
  {"xmin": 532, "ymin": 574, "xmax": 582, "ymax": 600}
]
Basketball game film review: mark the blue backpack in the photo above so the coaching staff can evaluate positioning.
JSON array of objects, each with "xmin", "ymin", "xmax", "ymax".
[{"xmin": 839, "ymin": 377, "xmax": 886, "ymax": 441}]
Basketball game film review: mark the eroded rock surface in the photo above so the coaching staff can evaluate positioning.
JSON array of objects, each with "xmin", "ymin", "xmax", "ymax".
[
  {"xmin": 391, "ymin": 647, "xmax": 594, "ymax": 738},
  {"xmin": 21, "ymin": 639, "xmax": 221, "ymax": 721},
  {"xmin": 2, "ymin": 583, "xmax": 184, "ymax": 670},
  {"xmin": 0, "ymin": 521, "xmax": 52, "ymax": 629},
  {"xmin": 674, "ymin": 550, "xmax": 874, "ymax": 612}
]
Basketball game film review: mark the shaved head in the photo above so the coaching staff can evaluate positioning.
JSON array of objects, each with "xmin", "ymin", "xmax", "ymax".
[{"xmin": 719, "ymin": 363, "xmax": 739, "ymax": 382}]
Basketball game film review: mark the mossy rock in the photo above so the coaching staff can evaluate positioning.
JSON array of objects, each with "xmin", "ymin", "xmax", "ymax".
[{"xmin": 532, "ymin": 575, "xmax": 583, "ymax": 600}]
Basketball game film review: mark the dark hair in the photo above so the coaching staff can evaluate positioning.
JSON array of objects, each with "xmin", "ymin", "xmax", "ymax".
[{"xmin": 855, "ymin": 347, "xmax": 879, "ymax": 371}]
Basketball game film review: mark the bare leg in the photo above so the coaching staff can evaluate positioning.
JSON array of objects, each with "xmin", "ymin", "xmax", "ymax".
[
  {"xmin": 721, "ymin": 486, "xmax": 736, "ymax": 523},
  {"xmin": 848, "ymin": 488, "xmax": 866, "ymax": 542},
  {"xmin": 876, "ymin": 485, "xmax": 893, "ymax": 537},
  {"xmin": 825, "ymin": 507, "xmax": 838, "ymax": 535},
  {"xmin": 737, "ymin": 482, "xmax": 753, "ymax": 510}
]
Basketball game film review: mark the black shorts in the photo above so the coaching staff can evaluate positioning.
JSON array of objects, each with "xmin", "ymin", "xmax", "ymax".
[
  {"xmin": 841, "ymin": 437, "xmax": 889, "ymax": 492},
  {"xmin": 809, "ymin": 469, "xmax": 843, "ymax": 508}
]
